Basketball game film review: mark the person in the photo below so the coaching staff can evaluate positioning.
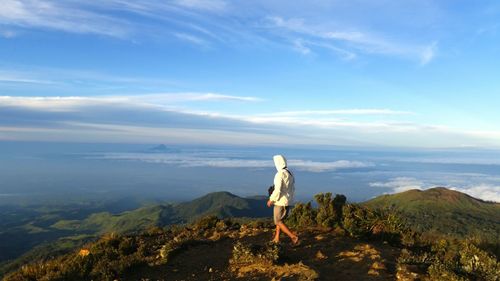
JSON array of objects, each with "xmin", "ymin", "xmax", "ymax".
[{"xmin": 267, "ymin": 155, "xmax": 299, "ymax": 244}]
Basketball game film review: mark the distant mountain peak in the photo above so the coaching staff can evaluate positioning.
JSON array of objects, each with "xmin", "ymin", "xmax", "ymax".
[
  {"xmin": 364, "ymin": 186, "xmax": 500, "ymax": 240},
  {"xmin": 201, "ymin": 191, "xmax": 239, "ymax": 198},
  {"xmin": 150, "ymin": 144, "xmax": 168, "ymax": 151},
  {"xmin": 403, "ymin": 187, "xmax": 484, "ymax": 204}
]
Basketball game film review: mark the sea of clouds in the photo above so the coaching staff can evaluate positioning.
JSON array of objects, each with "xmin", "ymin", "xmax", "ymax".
[{"xmin": 86, "ymin": 152, "xmax": 373, "ymax": 173}]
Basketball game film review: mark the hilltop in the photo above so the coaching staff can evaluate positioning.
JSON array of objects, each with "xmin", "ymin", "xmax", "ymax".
[
  {"xmin": 364, "ymin": 187, "xmax": 500, "ymax": 242},
  {"xmin": 52, "ymin": 191, "xmax": 269, "ymax": 235},
  {"xmin": 4, "ymin": 221, "xmax": 402, "ymax": 280}
]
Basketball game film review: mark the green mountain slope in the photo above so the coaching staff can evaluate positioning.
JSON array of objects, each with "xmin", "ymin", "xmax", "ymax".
[
  {"xmin": 174, "ymin": 191, "xmax": 269, "ymax": 220},
  {"xmin": 52, "ymin": 191, "xmax": 269, "ymax": 235},
  {"xmin": 5, "ymin": 205, "xmax": 499, "ymax": 281},
  {"xmin": 0, "ymin": 192, "xmax": 270, "ymax": 276},
  {"xmin": 363, "ymin": 187, "xmax": 500, "ymax": 239}
]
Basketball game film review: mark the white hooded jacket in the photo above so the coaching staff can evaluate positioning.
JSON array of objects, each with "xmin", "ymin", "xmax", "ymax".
[{"xmin": 269, "ymin": 155, "xmax": 295, "ymax": 206}]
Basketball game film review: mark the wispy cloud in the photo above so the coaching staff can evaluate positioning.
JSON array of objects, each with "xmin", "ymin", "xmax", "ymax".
[
  {"xmin": 420, "ymin": 41, "xmax": 438, "ymax": 65},
  {"xmin": 265, "ymin": 16, "xmax": 438, "ymax": 63},
  {"xmin": 0, "ymin": 1, "xmax": 440, "ymax": 64},
  {"xmin": 0, "ymin": 93, "xmax": 260, "ymax": 111},
  {"xmin": 87, "ymin": 152, "xmax": 372, "ymax": 172},
  {"xmin": 292, "ymin": 39, "xmax": 312, "ymax": 55},
  {"xmin": 265, "ymin": 109, "xmax": 413, "ymax": 116},
  {"xmin": 174, "ymin": 0, "xmax": 227, "ymax": 12},
  {"xmin": 0, "ymin": 67, "xmax": 181, "ymax": 92},
  {"xmin": 0, "ymin": 0, "xmax": 131, "ymax": 38},
  {"xmin": 0, "ymin": 75, "xmax": 55, "ymax": 84},
  {"xmin": 174, "ymin": 32, "xmax": 209, "ymax": 46},
  {"xmin": 0, "ymin": 29, "xmax": 16, "ymax": 38},
  {"xmin": 2, "ymin": 95, "xmax": 500, "ymax": 148}
]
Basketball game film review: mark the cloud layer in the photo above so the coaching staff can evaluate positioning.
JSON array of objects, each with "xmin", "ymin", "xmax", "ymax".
[
  {"xmin": 370, "ymin": 175, "xmax": 500, "ymax": 202},
  {"xmin": 2, "ymin": 95, "xmax": 500, "ymax": 148},
  {"xmin": 87, "ymin": 152, "xmax": 372, "ymax": 173},
  {"xmin": 0, "ymin": 0, "xmax": 440, "ymax": 63}
]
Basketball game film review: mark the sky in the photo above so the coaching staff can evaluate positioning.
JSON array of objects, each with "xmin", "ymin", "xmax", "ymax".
[{"xmin": 1, "ymin": 0, "xmax": 500, "ymax": 148}]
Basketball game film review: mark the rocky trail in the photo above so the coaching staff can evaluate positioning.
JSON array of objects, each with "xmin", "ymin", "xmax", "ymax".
[{"xmin": 126, "ymin": 227, "xmax": 403, "ymax": 281}]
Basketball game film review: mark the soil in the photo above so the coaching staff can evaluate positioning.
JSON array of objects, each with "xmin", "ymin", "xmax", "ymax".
[{"xmin": 125, "ymin": 228, "xmax": 401, "ymax": 281}]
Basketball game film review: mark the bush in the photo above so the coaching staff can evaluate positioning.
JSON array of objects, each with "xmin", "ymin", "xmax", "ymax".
[
  {"xmin": 342, "ymin": 204, "xmax": 376, "ymax": 237},
  {"xmin": 400, "ymin": 237, "xmax": 500, "ymax": 281},
  {"xmin": 287, "ymin": 193, "xmax": 346, "ymax": 229},
  {"xmin": 287, "ymin": 202, "xmax": 316, "ymax": 228},
  {"xmin": 230, "ymin": 241, "xmax": 281, "ymax": 266},
  {"xmin": 314, "ymin": 193, "xmax": 346, "ymax": 228}
]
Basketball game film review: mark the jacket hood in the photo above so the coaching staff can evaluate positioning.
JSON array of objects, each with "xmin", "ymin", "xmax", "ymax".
[{"xmin": 273, "ymin": 155, "xmax": 287, "ymax": 171}]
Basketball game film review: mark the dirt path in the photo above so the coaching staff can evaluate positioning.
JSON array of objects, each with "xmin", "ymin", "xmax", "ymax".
[{"xmin": 126, "ymin": 228, "xmax": 401, "ymax": 280}]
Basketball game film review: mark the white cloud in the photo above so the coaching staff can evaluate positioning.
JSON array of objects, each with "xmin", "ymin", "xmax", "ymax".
[
  {"xmin": 420, "ymin": 41, "xmax": 438, "ymax": 65},
  {"xmin": 450, "ymin": 184, "xmax": 500, "ymax": 203},
  {"xmin": 0, "ymin": 0, "xmax": 131, "ymax": 38},
  {"xmin": 2, "ymin": 95, "xmax": 500, "ymax": 148},
  {"xmin": 0, "ymin": 1, "xmax": 441, "ymax": 64},
  {"xmin": 0, "ymin": 75, "xmax": 55, "ymax": 84},
  {"xmin": 87, "ymin": 152, "xmax": 372, "ymax": 172},
  {"xmin": 174, "ymin": 0, "xmax": 227, "ymax": 12},
  {"xmin": 0, "ymin": 29, "xmax": 16, "ymax": 38},
  {"xmin": 0, "ymin": 93, "xmax": 260, "ymax": 111},
  {"xmin": 266, "ymin": 16, "xmax": 437, "ymax": 63},
  {"xmin": 293, "ymin": 39, "xmax": 312, "ymax": 55},
  {"xmin": 0, "ymin": 96, "xmax": 125, "ymax": 111},
  {"xmin": 289, "ymin": 160, "xmax": 373, "ymax": 172},
  {"xmin": 370, "ymin": 177, "xmax": 427, "ymax": 193},
  {"xmin": 370, "ymin": 176, "xmax": 500, "ymax": 202},
  {"xmin": 174, "ymin": 32, "xmax": 209, "ymax": 46},
  {"xmin": 298, "ymin": 39, "xmax": 357, "ymax": 60},
  {"xmin": 0, "ymin": 67, "xmax": 182, "ymax": 90},
  {"xmin": 178, "ymin": 93, "xmax": 261, "ymax": 102},
  {"xmin": 267, "ymin": 16, "xmax": 368, "ymax": 44},
  {"xmin": 266, "ymin": 109, "xmax": 413, "ymax": 116}
]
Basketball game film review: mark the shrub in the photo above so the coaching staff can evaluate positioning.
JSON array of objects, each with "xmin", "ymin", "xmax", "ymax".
[
  {"xmin": 287, "ymin": 193, "xmax": 346, "ymax": 229},
  {"xmin": 230, "ymin": 241, "xmax": 281, "ymax": 266},
  {"xmin": 342, "ymin": 204, "xmax": 376, "ymax": 237},
  {"xmin": 314, "ymin": 193, "xmax": 346, "ymax": 228},
  {"xmin": 287, "ymin": 202, "xmax": 316, "ymax": 228},
  {"xmin": 193, "ymin": 215, "xmax": 220, "ymax": 231}
]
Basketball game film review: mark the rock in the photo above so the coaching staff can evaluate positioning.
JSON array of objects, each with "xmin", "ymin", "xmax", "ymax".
[
  {"xmin": 78, "ymin": 249, "xmax": 90, "ymax": 257},
  {"xmin": 315, "ymin": 250, "xmax": 328, "ymax": 260},
  {"xmin": 396, "ymin": 264, "xmax": 422, "ymax": 281},
  {"xmin": 314, "ymin": 234, "xmax": 326, "ymax": 241}
]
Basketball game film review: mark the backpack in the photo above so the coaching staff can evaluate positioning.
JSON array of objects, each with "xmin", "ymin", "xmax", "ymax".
[{"xmin": 268, "ymin": 185, "xmax": 275, "ymax": 196}]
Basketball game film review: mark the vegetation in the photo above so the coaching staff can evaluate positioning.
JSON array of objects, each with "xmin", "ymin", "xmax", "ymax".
[
  {"xmin": 288, "ymin": 192, "xmax": 499, "ymax": 280},
  {"xmin": 4, "ymin": 189, "xmax": 499, "ymax": 280},
  {"xmin": 364, "ymin": 187, "xmax": 500, "ymax": 257},
  {"xmin": 0, "ymin": 191, "xmax": 268, "ymax": 276}
]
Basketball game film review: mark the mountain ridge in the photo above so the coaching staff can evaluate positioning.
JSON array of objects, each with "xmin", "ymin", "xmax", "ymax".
[
  {"xmin": 4, "ymin": 188, "xmax": 499, "ymax": 281},
  {"xmin": 363, "ymin": 186, "xmax": 500, "ymax": 247}
]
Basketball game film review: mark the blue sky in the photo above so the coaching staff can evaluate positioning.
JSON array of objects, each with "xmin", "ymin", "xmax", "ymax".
[{"xmin": 1, "ymin": 0, "xmax": 500, "ymax": 148}]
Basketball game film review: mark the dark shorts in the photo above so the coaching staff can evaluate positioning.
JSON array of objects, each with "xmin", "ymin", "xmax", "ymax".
[{"xmin": 273, "ymin": 205, "xmax": 289, "ymax": 225}]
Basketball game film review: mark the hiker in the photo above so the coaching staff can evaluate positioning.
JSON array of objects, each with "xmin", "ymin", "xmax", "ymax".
[{"xmin": 267, "ymin": 155, "xmax": 299, "ymax": 244}]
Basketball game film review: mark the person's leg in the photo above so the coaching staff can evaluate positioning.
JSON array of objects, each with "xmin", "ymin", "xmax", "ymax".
[
  {"xmin": 272, "ymin": 205, "xmax": 281, "ymax": 242},
  {"xmin": 273, "ymin": 225, "xmax": 280, "ymax": 243},
  {"xmin": 277, "ymin": 222, "xmax": 299, "ymax": 243}
]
